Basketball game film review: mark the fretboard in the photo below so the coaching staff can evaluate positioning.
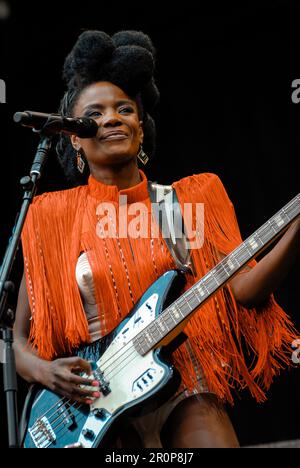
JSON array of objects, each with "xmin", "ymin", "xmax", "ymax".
[{"xmin": 134, "ymin": 193, "xmax": 300, "ymax": 355}]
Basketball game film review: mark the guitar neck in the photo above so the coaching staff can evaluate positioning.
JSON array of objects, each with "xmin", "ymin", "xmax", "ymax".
[{"xmin": 134, "ymin": 193, "xmax": 300, "ymax": 354}]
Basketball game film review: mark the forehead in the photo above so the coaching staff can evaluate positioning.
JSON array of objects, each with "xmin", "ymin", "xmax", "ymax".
[{"xmin": 76, "ymin": 82, "xmax": 134, "ymax": 110}]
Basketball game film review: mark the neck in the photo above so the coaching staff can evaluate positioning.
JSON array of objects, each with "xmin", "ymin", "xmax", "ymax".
[{"xmin": 89, "ymin": 160, "xmax": 142, "ymax": 190}]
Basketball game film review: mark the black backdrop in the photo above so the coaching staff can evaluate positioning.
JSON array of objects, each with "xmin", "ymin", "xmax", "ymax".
[{"xmin": 0, "ymin": 0, "xmax": 299, "ymax": 448}]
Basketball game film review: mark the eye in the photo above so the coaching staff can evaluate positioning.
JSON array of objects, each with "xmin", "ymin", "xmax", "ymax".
[
  {"xmin": 88, "ymin": 111, "xmax": 102, "ymax": 117},
  {"xmin": 119, "ymin": 106, "xmax": 134, "ymax": 114}
]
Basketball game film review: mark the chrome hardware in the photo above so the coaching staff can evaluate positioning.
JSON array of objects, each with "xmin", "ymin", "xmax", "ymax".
[
  {"xmin": 29, "ymin": 416, "xmax": 56, "ymax": 448},
  {"xmin": 64, "ymin": 442, "xmax": 84, "ymax": 448},
  {"xmin": 82, "ymin": 428, "xmax": 95, "ymax": 440},
  {"xmin": 92, "ymin": 408, "xmax": 108, "ymax": 420}
]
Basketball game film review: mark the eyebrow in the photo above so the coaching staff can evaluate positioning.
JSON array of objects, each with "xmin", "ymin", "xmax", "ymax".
[{"xmin": 82, "ymin": 100, "xmax": 135, "ymax": 112}]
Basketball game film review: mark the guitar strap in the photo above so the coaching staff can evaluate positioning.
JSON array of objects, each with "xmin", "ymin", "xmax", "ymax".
[{"xmin": 148, "ymin": 181, "xmax": 194, "ymax": 275}]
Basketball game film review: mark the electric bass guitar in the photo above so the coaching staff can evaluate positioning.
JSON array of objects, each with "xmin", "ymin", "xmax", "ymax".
[{"xmin": 21, "ymin": 193, "xmax": 299, "ymax": 448}]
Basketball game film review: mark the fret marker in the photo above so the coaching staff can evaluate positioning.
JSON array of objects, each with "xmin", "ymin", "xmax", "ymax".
[
  {"xmin": 145, "ymin": 331, "xmax": 153, "ymax": 343},
  {"xmin": 274, "ymin": 215, "xmax": 284, "ymax": 227},
  {"xmin": 226, "ymin": 259, "xmax": 235, "ymax": 271},
  {"xmin": 173, "ymin": 309, "xmax": 180, "ymax": 319},
  {"xmin": 197, "ymin": 286, "xmax": 205, "ymax": 297},
  {"xmin": 249, "ymin": 237, "xmax": 258, "ymax": 250}
]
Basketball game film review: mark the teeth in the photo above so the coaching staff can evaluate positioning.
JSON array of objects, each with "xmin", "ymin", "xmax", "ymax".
[{"xmin": 103, "ymin": 134, "xmax": 126, "ymax": 140}]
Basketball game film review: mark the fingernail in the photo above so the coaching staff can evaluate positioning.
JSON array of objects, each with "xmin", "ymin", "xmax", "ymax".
[
  {"xmin": 85, "ymin": 399, "xmax": 93, "ymax": 405},
  {"xmin": 92, "ymin": 380, "xmax": 100, "ymax": 387},
  {"xmin": 93, "ymin": 392, "xmax": 101, "ymax": 398}
]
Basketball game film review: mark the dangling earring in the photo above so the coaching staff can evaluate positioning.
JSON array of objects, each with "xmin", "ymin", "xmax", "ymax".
[
  {"xmin": 76, "ymin": 150, "xmax": 86, "ymax": 174},
  {"xmin": 137, "ymin": 145, "xmax": 149, "ymax": 165}
]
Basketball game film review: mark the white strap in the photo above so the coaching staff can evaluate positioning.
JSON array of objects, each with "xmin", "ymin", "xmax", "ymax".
[{"xmin": 148, "ymin": 181, "xmax": 193, "ymax": 274}]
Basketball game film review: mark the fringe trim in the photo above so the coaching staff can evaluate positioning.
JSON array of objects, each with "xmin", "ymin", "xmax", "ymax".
[
  {"xmin": 172, "ymin": 173, "xmax": 299, "ymax": 403},
  {"xmin": 21, "ymin": 173, "xmax": 299, "ymax": 403},
  {"xmin": 21, "ymin": 187, "xmax": 91, "ymax": 359}
]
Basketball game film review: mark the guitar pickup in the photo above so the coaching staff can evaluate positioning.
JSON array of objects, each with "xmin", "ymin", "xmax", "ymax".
[
  {"xmin": 132, "ymin": 368, "xmax": 157, "ymax": 393},
  {"xmin": 57, "ymin": 401, "xmax": 76, "ymax": 429}
]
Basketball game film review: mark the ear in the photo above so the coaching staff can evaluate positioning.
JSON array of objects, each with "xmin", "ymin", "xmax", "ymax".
[
  {"xmin": 139, "ymin": 121, "xmax": 144, "ymax": 143},
  {"xmin": 70, "ymin": 134, "xmax": 80, "ymax": 151}
]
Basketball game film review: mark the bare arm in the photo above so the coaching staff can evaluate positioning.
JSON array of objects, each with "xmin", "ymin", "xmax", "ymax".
[
  {"xmin": 13, "ymin": 271, "xmax": 100, "ymax": 403},
  {"xmin": 229, "ymin": 218, "xmax": 300, "ymax": 308},
  {"xmin": 13, "ymin": 272, "xmax": 44, "ymax": 382}
]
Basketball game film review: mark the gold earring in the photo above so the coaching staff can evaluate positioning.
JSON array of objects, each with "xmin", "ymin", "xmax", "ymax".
[
  {"xmin": 76, "ymin": 150, "xmax": 85, "ymax": 174},
  {"xmin": 137, "ymin": 145, "xmax": 149, "ymax": 165}
]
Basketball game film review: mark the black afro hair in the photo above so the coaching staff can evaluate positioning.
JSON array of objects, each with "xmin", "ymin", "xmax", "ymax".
[{"xmin": 56, "ymin": 30, "xmax": 159, "ymax": 186}]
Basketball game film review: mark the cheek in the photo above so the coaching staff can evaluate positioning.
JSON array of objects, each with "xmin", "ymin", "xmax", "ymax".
[
  {"xmin": 129, "ymin": 117, "xmax": 142, "ymax": 137},
  {"xmin": 134, "ymin": 127, "xmax": 143, "ymax": 144},
  {"xmin": 80, "ymin": 140, "xmax": 100, "ymax": 159}
]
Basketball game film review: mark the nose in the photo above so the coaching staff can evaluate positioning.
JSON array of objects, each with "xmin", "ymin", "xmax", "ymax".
[{"xmin": 101, "ymin": 110, "xmax": 122, "ymax": 128}]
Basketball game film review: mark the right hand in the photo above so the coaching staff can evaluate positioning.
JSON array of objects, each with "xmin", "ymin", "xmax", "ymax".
[{"xmin": 39, "ymin": 356, "xmax": 101, "ymax": 404}]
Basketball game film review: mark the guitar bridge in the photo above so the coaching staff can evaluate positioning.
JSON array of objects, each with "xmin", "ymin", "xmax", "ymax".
[
  {"xmin": 29, "ymin": 402, "xmax": 77, "ymax": 448},
  {"xmin": 29, "ymin": 416, "xmax": 56, "ymax": 448}
]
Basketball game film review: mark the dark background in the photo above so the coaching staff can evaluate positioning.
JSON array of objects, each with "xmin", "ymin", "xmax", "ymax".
[{"xmin": 0, "ymin": 0, "xmax": 299, "ymax": 448}]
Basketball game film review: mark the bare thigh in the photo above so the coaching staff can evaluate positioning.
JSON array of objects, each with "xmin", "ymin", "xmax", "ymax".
[{"xmin": 160, "ymin": 394, "xmax": 240, "ymax": 448}]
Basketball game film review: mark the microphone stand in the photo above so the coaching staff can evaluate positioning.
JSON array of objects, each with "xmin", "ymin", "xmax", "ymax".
[{"xmin": 0, "ymin": 127, "xmax": 53, "ymax": 448}]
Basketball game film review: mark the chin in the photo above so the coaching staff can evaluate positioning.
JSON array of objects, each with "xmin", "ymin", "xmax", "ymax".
[{"xmin": 101, "ymin": 152, "xmax": 136, "ymax": 166}]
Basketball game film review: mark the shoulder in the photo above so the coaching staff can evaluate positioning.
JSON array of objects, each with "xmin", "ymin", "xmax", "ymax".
[
  {"xmin": 176, "ymin": 172, "xmax": 219, "ymax": 183},
  {"xmin": 172, "ymin": 172, "xmax": 229, "ymax": 198},
  {"xmin": 29, "ymin": 185, "xmax": 88, "ymax": 218},
  {"xmin": 32, "ymin": 185, "xmax": 87, "ymax": 207}
]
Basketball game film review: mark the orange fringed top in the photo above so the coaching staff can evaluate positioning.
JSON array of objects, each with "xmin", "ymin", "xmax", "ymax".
[{"xmin": 21, "ymin": 170, "xmax": 298, "ymax": 404}]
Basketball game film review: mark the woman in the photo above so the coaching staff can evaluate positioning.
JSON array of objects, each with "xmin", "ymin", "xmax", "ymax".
[{"xmin": 14, "ymin": 30, "xmax": 300, "ymax": 448}]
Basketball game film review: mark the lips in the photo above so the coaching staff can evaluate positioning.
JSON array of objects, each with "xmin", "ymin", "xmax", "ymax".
[{"xmin": 100, "ymin": 131, "xmax": 128, "ymax": 141}]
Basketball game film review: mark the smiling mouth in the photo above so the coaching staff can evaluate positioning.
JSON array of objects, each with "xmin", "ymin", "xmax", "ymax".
[{"xmin": 101, "ymin": 133, "xmax": 128, "ymax": 141}]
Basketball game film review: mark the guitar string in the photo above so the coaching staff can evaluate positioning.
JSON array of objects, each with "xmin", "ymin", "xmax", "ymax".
[
  {"xmin": 38, "ymin": 194, "xmax": 300, "ymax": 403},
  {"xmin": 30, "ymin": 269, "xmax": 226, "ymax": 442},
  {"xmin": 29, "ymin": 272, "xmax": 239, "ymax": 445},
  {"xmin": 44, "ymin": 353, "xmax": 143, "ymax": 444},
  {"xmin": 32, "ymin": 342, "xmax": 139, "ymax": 439},
  {"xmin": 34, "ymin": 345, "xmax": 143, "ymax": 445},
  {"xmin": 30, "ymin": 397, "xmax": 73, "ymax": 443},
  {"xmin": 29, "ymin": 245, "xmax": 257, "ymax": 440},
  {"xmin": 51, "ymin": 409, "xmax": 87, "ymax": 447},
  {"xmin": 32, "ymin": 331, "xmax": 164, "ymax": 445},
  {"xmin": 30, "ymin": 288, "xmax": 183, "ymax": 426},
  {"xmin": 33, "ymin": 232, "xmax": 298, "ymax": 445},
  {"xmin": 29, "ymin": 266, "xmax": 241, "ymax": 445},
  {"xmin": 29, "ymin": 281, "xmax": 210, "ymax": 438},
  {"xmin": 30, "ymin": 396, "xmax": 75, "ymax": 444},
  {"xmin": 30, "ymin": 342, "xmax": 138, "ymax": 442},
  {"xmin": 29, "ymin": 199, "xmax": 300, "ymax": 443},
  {"xmin": 31, "ymin": 337, "xmax": 137, "ymax": 426},
  {"xmin": 35, "ymin": 312, "xmax": 186, "ymax": 444},
  {"xmin": 96, "ymin": 258, "xmax": 252, "ymax": 376},
  {"xmin": 33, "ymin": 403, "xmax": 86, "ymax": 447},
  {"xmin": 32, "ymin": 292, "xmax": 185, "ymax": 434},
  {"xmin": 31, "ymin": 397, "xmax": 85, "ymax": 444},
  {"xmin": 29, "ymin": 199, "xmax": 296, "ymax": 434},
  {"xmin": 34, "ymin": 239, "xmax": 284, "ymax": 444},
  {"xmin": 32, "ymin": 200, "xmax": 300, "ymax": 438}
]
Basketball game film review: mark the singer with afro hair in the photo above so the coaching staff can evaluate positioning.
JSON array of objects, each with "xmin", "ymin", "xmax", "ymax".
[{"xmin": 14, "ymin": 29, "xmax": 300, "ymax": 449}]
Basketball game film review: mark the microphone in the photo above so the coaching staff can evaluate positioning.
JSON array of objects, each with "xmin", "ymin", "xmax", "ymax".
[{"xmin": 13, "ymin": 111, "xmax": 99, "ymax": 138}]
